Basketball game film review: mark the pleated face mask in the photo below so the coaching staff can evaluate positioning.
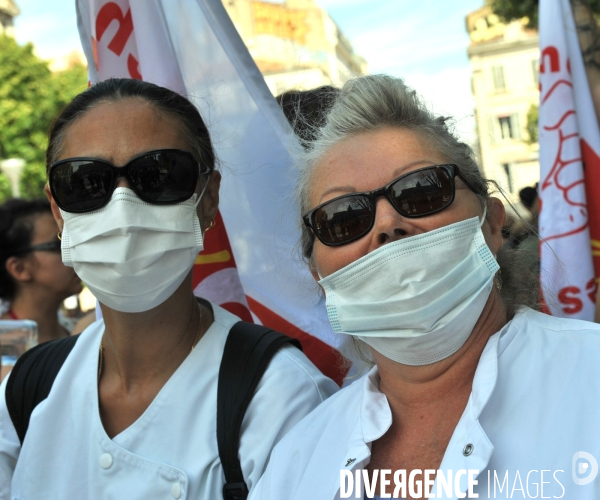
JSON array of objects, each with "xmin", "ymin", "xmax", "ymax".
[
  {"xmin": 60, "ymin": 187, "xmax": 206, "ymax": 313},
  {"xmin": 318, "ymin": 211, "xmax": 499, "ymax": 366}
]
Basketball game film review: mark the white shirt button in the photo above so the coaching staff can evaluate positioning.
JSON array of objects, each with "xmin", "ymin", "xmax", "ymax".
[
  {"xmin": 99, "ymin": 453, "xmax": 113, "ymax": 469},
  {"xmin": 171, "ymin": 482, "xmax": 182, "ymax": 499}
]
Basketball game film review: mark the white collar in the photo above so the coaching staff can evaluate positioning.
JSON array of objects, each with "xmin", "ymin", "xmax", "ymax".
[{"xmin": 340, "ymin": 311, "xmax": 526, "ymax": 470}]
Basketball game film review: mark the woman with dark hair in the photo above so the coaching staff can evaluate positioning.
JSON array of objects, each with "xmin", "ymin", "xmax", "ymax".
[
  {"xmin": 0, "ymin": 78, "xmax": 336, "ymax": 499},
  {"xmin": 276, "ymin": 86, "xmax": 340, "ymax": 145},
  {"xmin": 0, "ymin": 198, "xmax": 82, "ymax": 342}
]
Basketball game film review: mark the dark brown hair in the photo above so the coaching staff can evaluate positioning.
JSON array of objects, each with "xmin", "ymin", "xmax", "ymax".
[
  {"xmin": 276, "ymin": 86, "xmax": 340, "ymax": 147},
  {"xmin": 46, "ymin": 78, "xmax": 216, "ymax": 173}
]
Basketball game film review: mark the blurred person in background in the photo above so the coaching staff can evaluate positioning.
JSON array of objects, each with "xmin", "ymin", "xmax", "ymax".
[
  {"xmin": 519, "ymin": 184, "xmax": 539, "ymax": 219},
  {"xmin": 276, "ymin": 86, "xmax": 339, "ymax": 147},
  {"xmin": 0, "ymin": 198, "xmax": 82, "ymax": 343},
  {"xmin": 503, "ymin": 185, "xmax": 539, "ymax": 276},
  {"xmin": 509, "ymin": 184, "xmax": 538, "ymax": 246}
]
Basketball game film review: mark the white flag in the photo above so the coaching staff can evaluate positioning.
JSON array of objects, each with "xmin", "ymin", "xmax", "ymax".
[
  {"xmin": 539, "ymin": 0, "xmax": 600, "ymax": 320},
  {"xmin": 76, "ymin": 0, "xmax": 348, "ymax": 383}
]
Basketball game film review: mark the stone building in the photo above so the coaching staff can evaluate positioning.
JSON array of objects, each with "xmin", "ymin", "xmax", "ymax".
[
  {"xmin": 466, "ymin": 3, "xmax": 539, "ymax": 199},
  {"xmin": 4, "ymin": 0, "xmax": 365, "ymax": 95},
  {"xmin": 0, "ymin": 0, "xmax": 19, "ymax": 37},
  {"xmin": 222, "ymin": 0, "xmax": 367, "ymax": 96}
]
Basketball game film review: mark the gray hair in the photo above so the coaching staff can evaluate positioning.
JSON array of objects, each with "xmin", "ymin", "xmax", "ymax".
[{"xmin": 296, "ymin": 74, "xmax": 539, "ymax": 321}]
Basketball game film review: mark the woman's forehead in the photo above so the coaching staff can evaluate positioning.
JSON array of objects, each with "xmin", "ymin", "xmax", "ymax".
[{"xmin": 59, "ymin": 99, "xmax": 189, "ymax": 163}]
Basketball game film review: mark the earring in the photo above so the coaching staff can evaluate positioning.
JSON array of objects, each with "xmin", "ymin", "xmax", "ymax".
[
  {"xmin": 57, "ymin": 231, "xmax": 62, "ymax": 241},
  {"xmin": 495, "ymin": 269, "xmax": 502, "ymax": 291},
  {"xmin": 205, "ymin": 220, "xmax": 216, "ymax": 232}
]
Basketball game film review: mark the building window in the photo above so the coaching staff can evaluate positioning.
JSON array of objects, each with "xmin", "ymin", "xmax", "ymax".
[
  {"xmin": 498, "ymin": 114, "xmax": 521, "ymax": 140},
  {"xmin": 492, "ymin": 65, "xmax": 506, "ymax": 91},
  {"xmin": 498, "ymin": 116, "xmax": 513, "ymax": 139}
]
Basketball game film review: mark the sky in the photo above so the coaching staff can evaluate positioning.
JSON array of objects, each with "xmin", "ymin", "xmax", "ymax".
[{"xmin": 12, "ymin": 0, "xmax": 484, "ymax": 143}]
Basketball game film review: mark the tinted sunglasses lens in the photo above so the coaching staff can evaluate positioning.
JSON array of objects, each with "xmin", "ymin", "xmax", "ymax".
[
  {"xmin": 390, "ymin": 166, "xmax": 454, "ymax": 216},
  {"xmin": 50, "ymin": 161, "xmax": 113, "ymax": 212},
  {"xmin": 128, "ymin": 151, "xmax": 197, "ymax": 203},
  {"xmin": 313, "ymin": 195, "xmax": 373, "ymax": 245}
]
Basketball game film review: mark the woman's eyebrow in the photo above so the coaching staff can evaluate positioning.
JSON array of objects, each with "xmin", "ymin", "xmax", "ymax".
[
  {"xmin": 318, "ymin": 185, "xmax": 357, "ymax": 203},
  {"xmin": 317, "ymin": 159, "xmax": 444, "ymax": 202},
  {"xmin": 391, "ymin": 159, "xmax": 441, "ymax": 178}
]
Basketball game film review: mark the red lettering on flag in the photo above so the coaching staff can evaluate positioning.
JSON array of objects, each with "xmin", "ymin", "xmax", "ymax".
[
  {"xmin": 127, "ymin": 53, "xmax": 142, "ymax": 80},
  {"xmin": 558, "ymin": 286, "xmax": 583, "ymax": 314},
  {"xmin": 541, "ymin": 46, "xmax": 560, "ymax": 73},
  {"xmin": 96, "ymin": 2, "xmax": 133, "ymax": 56}
]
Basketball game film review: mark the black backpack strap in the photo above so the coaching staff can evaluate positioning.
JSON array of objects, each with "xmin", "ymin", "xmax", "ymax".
[
  {"xmin": 217, "ymin": 321, "xmax": 301, "ymax": 500},
  {"xmin": 5, "ymin": 334, "xmax": 79, "ymax": 444}
]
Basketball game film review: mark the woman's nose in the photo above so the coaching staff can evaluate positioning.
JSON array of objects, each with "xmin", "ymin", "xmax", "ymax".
[
  {"xmin": 115, "ymin": 174, "xmax": 130, "ymax": 189},
  {"xmin": 370, "ymin": 197, "xmax": 414, "ymax": 249}
]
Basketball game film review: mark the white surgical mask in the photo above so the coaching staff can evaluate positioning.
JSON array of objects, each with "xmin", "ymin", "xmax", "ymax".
[
  {"xmin": 318, "ymin": 211, "xmax": 499, "ymax": 365},
  {"xmin": 60, "ymin": 186, "xmax": 206, "ymax": 313}
]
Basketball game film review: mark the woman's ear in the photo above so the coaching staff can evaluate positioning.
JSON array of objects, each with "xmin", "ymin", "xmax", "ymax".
[
  {"xmin": 485, "ymin": 197, "xmax": 506, "ymax": 255},
  {"xmin": 5, "ymin": 256, "xmax": 33, "ymax": 284},
  {"xmin": 45, "ymin": 184, "xmax": 64, "ymax": 233},
  {"xmin": 200, "ymin": 171, "xmax": 221, "ymax": 230}
]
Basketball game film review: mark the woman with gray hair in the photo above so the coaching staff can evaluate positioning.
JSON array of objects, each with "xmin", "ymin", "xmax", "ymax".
[{"xmin": 249, "ymin": 75, "xmax": 600, "ymax": 499}]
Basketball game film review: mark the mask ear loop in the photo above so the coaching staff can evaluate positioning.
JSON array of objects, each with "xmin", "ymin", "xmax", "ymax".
[
  {"xmin": 479, "ymin": 204, "xmax": 487, "ymax": 228},
  {"xmin": 480, "ymin": 202, "xmax": 502, "ymax": 288},
  {"xmin": 194, "ymin": 173, "xmax": 213, "ymax": 242},
  {"xmin": 194, "ymin": 172, "xmax": 211, "ymax": 208}
]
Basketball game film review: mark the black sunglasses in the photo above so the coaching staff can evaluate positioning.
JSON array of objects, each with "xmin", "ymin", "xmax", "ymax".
[
  {"xmin": 49, "ymin": 149, "xmax": 209, "ymax": 213},
  {"xmin": 303, "ymin": 164, "xmax": 477, "ymax": 247},
  {"xmin": 13, "ymin": 240, "xmax": 62, "ymax": 256}
]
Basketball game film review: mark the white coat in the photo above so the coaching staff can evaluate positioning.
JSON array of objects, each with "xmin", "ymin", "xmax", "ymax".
[
  {"xmin": 0, "ymin": 304, "xmax": 338, "ymax": 499},
  {"xmin": 250, "ymin": 308, "xmax": 600, "ymax": 499}
]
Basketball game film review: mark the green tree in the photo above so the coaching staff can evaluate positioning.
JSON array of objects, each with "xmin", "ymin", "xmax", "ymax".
[
  {"xmin": 0, "ymin": 174, "xmax": 12, "ymax": 203},
  {"xmin": 0, "ymin": 35, "xmax": 87, "ymax": 200},
  {"xmin": 19, "ymin": 162, "xmax": 47, "ymax": 200},
  {"xmin": 526, "ymin": 104, "xmax": 539, "ymax": 144},
  {"xmin": 491, "ymin": 0, "xmax": 600, "ymax": 28},
  {"xmin": 490, "ymin": 0, "xmax": 540, "ymax": 28}
]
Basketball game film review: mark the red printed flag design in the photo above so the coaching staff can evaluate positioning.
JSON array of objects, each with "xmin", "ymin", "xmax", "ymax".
[{"xmin": 539, "ymin": 0, "xmax": 600, "ymax": 320}]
